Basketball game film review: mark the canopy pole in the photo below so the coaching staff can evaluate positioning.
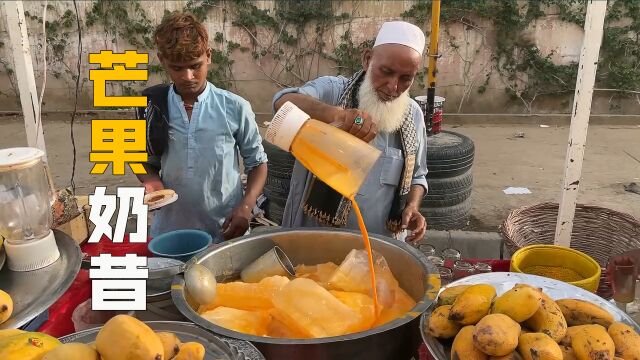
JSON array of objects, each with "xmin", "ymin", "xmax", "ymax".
[
  {"xmin": 425, "ymin": 0, "xmax": 441, "ymax": 131},
  {"xmin": 3, "ymin": 1, "xmax": 48, "ymax": 159},
  {"xmin": 554, "ymin": 0, "xmax": 608, "ymax": 247}
]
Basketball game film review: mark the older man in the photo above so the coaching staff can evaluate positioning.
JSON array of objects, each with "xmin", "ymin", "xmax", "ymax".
[{"xmin": 272, "ymin": 21, "xmax": 428, "ymax": 242}]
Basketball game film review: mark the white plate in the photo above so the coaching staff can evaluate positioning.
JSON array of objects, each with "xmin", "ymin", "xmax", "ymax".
[
  {"xmin": 144, "ymin": 189, "xmax": 178, "ymax": 211},
  {"xmin": 421, "ymin": 272, "xmax": 640, "ymax": 360}
]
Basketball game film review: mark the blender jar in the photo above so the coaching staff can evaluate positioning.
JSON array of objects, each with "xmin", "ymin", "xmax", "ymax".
[{"xmin": 0, "ymin": 147, "xmax": 59, "ymax": 271}]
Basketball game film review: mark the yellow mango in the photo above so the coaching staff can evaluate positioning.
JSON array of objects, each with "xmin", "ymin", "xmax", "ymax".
[
  {"xmin": 473, "ymin": 314, "xmax": 521, "ymax": 357},
  {"xmin": 95, "ymin": 314, "xmax": 163, "ymax": 360},
  {"xmin": 571, "ymin": 324, "xmax": 614, "ymax": 360},
  {"xmin": 449, "ymin": 284, "xmax": 496, "ymax": 325},
  {"xmin": 438, "ymin": 285, "xmax": 471, "ymax": 306},
  {"xmin": 560, "ymin": 326, "xmax": 593, "ymax": 347},
  {"xmin": 556, "ymin": 299, "xmax": 614, "ymax": 328},
  {"xmin": 524, "ymin": 291, "xmax": 568, "ymax": 342},
  {"xmin": 427, "ymin": 305, "xmax": 462, "ymax": 339},
  {"xmin": 492, "ymin": 286, "xmax": 541, "ymax": 322},
  {"xmin": 607, "ymin": 322, "xmax": 640, "ymax": 360},
  {"xmin": 0, "ymin": 289, "xmax": 13, "ymax": 324},
  {"xmin": 156, "ymin": 332, "xmax": 182, "ymax": 360},
  {"xmin": 490, "ymin": 353, "xmax": 523, "ymax": 360},
  {"xmin": 0, "ymin": 332, "xmax": 61, "ymax": 360},
  {"xmin": 42, "ymin": 343, "xmax": 99, "ymax": 360},
  {"xmin": 561, "ymin": 345, "xmax": 578, "ymax": 360},
  {"xmin": 451, "ymin": 325, "xmax": 488, "ymax": 360},
  {"xmin": 0, "ymin": 328, "xmax": 25, "ymax": 340},
  {"xmin": 518, "ymin": 333, "xmax": 563, "ymax": 360},
  {"xmin": 174, "ymin": 342, "xmax": 205, "ymax": 360}
]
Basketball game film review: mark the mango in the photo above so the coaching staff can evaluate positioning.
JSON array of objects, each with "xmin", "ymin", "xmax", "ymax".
[
  {"xmin": 490, "ymin": 353, "xmax": 523, "ymax": 360},
  {"xmin": 0, "ymin": 328, "xmax": 25, "ymax": 340},
  {"xmin": 492, "ymin": 286, "xmax": 541, "ymax": 322},
  {"xmin": 174, "ymin": 342, "xmax": 205, "ymax": 360},
  {"xmin": 428, "ymin": 305, "xmax": 462, "ymax": 339},
  {"xmin": 557, "ymin": 299, "xmax": 614, "ymax": 328},
  {"xmin": 0, "ymin": 332, "xmax": 61, "ymax": 360},
  {"xmin": 0, "ymin": 289, "xmax": 13, "ymax": 324},
  {"xmin": 156, "ymin": 332, "xmax": 181, "ymax": 360},
  {"xmin": 473, "ymin": 314, "xmax": 521, "ymax": 357},
  {"xmin": 95, "ymin": 314, "xmax": 163, "ymax": 360},
  {"xmin": 42, "ymin": 342, "xmax": 99, "ymax": 360},
  {"xmin": 518, "ymin": 333, "xmax": 563, "ymax": 360},
  {"xmin": 524, "ymin": 291, "xmax": 568, "ymax": 342},
  {"xmin": 451, "ymin": 325, "xmax": 488, "ymax": 360},
  {"xmin": 449, "ymin": 284, "xmax": 496, "ymax": 325},
  {"xmin": 571, "ymin": 324, "xmax": 614, "ymax": 360},
  {"xmin": 561, "ymin": 345, "xmax": 578, "ymax": 360},
  {"xmin": 438, "ymin": 285, "xmax": 471, "ymax": 306},
  {"xmin": 607, "ymin": 322, "xmax": 640, "ymax": 360}
]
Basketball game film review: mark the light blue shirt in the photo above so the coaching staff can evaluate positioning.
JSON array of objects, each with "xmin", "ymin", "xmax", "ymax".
[
  {"xmin": 272, "ymin": 76, "xmax": 429, "ymax": 238},
  {"xmin": 147, "ymin": 82, "xmax": 267, "ymax": 242}
]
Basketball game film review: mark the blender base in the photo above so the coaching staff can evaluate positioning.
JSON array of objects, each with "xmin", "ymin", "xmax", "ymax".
[{"xmin": 4, "ymin": 230, "xmax": 60, "ymax": 271}]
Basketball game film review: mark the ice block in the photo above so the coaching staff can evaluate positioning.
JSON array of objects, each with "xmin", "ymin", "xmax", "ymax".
[
  {"xmin": 329, "ymin": 290, "xmax": 376, "ymax": 331},
  {"xmin": 271, "ymin": 278, "xmax": 362, "ymax": 338},
  {"xmin": 295, "ymin": 262, "xmax": 338, "ymax": 288},
  {"xmin": 198, "ymin": 275, "xmax": 289, "ymax": 312},
  {"xmin": 200, "ymin": 306, "xmax": 271, "ymax": 336},
  {"xmin": 328, "ymin": 249, "xmax": 400, "ymax": 308},
  {"xmin": 266, "ymin": 309, "xmax": 310, "ymax": 339}
]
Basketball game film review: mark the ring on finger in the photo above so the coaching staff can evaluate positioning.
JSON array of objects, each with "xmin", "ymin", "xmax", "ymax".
[{"xmin": 353, "ymin": 116, "xmax": 364, "ymax": 125}]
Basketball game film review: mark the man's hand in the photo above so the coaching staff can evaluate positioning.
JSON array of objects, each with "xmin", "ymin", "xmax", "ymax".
[
  {"xmin": 401, "ymin": 205, "xmax": 426, "ymax": 244},
  {"xmin": 143, "ymin": 178, "xmax": 164, "ymax": 194},
  {"xmin": 330, "ymin": 108, "xmax": 378, "ymax": 143},
  {"xmin": 222, "ymin": 203, "xmax": 252, "ymax": 240}
]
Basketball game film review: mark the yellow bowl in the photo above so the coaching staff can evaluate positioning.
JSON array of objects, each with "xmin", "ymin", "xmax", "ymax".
[{"xmin": 510, "ymin": 245, "xmax": 601, "ymax": 293}]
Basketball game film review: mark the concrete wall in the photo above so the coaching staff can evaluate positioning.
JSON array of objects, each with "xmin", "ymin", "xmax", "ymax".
[{"xmin": 1, "ymin": 1, "xmax": 639, "ymax": 120}]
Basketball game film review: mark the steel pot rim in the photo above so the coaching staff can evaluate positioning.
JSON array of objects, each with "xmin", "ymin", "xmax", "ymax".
[{"xmin": 171, "ymin": 227, "xmax": 437, "ymax": 344}]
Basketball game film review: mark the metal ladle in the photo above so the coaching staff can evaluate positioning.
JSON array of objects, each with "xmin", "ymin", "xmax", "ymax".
[{"xmin": 148, "ymin": 259, "xmax": 217, "ymax": 305}]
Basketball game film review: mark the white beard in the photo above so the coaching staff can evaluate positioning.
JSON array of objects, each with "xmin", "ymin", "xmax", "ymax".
[{"xmin": 357, "ymin": 71, "xmax": 410, "ymax": 134}]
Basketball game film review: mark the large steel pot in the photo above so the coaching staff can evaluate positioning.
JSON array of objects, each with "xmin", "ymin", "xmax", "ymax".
[{"xmin": 172, "ymin": 228, "xmax": 438, "ymax": 360}]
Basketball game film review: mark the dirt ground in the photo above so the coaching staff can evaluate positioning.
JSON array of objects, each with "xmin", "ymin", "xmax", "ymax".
[{"xmin": 1, "ymin": 114, "xmax": 639, "ymax": 231}]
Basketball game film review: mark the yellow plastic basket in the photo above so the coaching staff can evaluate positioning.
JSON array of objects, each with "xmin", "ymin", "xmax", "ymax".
[{"xmin": 510, "ymin": 245, "xmax": 601, "ymax": 293}]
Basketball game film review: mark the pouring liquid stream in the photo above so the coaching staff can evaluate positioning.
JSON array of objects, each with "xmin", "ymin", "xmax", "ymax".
[{"xmin": 288, "ymin": 119, "xmax": 384, "ymax": 318}]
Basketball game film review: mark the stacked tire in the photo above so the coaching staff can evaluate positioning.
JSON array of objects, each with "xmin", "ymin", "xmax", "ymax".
[
  {"xmin": 262, "ymin": 140, "xmax": 295, "ymax": 224},
  {"xmin": 420, "ymin": 130, "xmax": 475, "ymax": 230}
]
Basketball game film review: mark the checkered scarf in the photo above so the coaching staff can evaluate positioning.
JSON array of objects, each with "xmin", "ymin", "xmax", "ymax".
[{"xmin": 302, "ymin": 70, "xmax": 418, "ymax": 233}]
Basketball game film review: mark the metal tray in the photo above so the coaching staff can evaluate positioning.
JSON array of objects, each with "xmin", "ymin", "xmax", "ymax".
[
  {"xmin": 0, "ymin": 230, "xmax": 82, "ymax": 329},
  {"xmin": 421, "ymin": 272, "xmax": 640, "ymax": 360},
  {"xmin": 59, "ymin": 320, "xmax": 265, "ymax": 360}
]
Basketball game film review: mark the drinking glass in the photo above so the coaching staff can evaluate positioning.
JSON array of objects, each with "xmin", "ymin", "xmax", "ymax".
[
  {"xmin": 474, "ymin": 262, "xmax": 492, "ymax": 274},
  {"xmin": 608, "ymin": 256, "xmax": 638, "ymax": 312},
  {"xmin": 438, "ymin": 266, "xmax": 454, "ymax": 286},
  {"xmin": 418, "ymin": 244, "xmax": 436, "ymax": 257},
  {"xmin": 441, "ymin": 248, "xmax": 461, "ymax": 268},
  {"xmin": 426, "ymin": 255, "xmax": 445, "ymax": 267},
  {"xmin": 453, "ymin": 261, "xmax": 475, "ymax": 280}
]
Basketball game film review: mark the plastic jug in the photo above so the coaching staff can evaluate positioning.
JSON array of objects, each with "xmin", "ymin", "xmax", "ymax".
[{"xmin": 265, "ymin": 102, "xmax": 382, "ymax": 198}]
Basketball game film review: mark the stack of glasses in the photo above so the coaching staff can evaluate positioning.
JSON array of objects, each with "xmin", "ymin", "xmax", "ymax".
[{"xmin": 416, "ymin": 244, "xmax": 492, "ymax": 286}]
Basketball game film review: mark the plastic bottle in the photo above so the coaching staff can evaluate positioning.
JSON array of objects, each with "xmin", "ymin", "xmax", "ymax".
[{"xmin": 265, "ymin": 102, "xmax": 381, "ymax": 198}]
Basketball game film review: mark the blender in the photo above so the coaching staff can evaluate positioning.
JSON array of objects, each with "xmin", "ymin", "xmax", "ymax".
[{"xmin": 0, "ymin": 147, "xmax": 60, "ymax": 271}]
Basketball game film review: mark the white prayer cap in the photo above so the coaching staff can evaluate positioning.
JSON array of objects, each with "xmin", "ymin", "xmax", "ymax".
[{"xmin": 373, "ymin": 21, "xmax": 426, "ymax": 55}]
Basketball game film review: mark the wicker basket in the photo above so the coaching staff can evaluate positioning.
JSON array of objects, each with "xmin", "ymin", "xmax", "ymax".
[{"xmin": 501, "ymin": 202, "xmax": 640, "ymax": 298}]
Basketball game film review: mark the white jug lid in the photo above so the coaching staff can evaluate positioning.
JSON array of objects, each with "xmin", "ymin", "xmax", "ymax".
[
  {"xmin": 0, "ymin": 147, "xmax": 45, "ymax": 172},
  {"xmin": 265, "ymin": 101, "xmax": 310, "ymax": 151}
]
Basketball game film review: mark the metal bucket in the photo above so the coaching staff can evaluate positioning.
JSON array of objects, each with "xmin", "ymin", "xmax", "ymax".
[{"xmin": 172, "ymin": 228, "xmax": 439, "ymax": 360}]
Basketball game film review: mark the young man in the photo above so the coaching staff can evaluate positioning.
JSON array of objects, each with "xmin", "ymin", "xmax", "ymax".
[
  {"xmin": 136, "ymin": 13, "xmax": 267, "ymax": 242},
  {"xmin": 272, "ymin": 21, "xmax": 428, "ymax": 243}
]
